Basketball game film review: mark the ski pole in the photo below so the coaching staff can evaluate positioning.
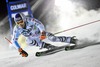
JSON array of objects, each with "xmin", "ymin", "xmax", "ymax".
[
  {"xmin": 54, "ymin": 19, "xmax": 100, "ymax": 35},
  {"xmin": 5, "ymin": 37, "xmax": 12, "ymax": 44}
]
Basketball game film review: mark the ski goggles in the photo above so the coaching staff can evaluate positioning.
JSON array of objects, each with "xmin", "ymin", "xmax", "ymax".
[{"xmin": 16, "ymin": 20, "xmax": 24, "ymax": 25}]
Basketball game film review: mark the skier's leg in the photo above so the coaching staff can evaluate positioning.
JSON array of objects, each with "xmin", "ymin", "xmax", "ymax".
[
  {"xmin": 46, "ymin": 32, "xmax": 77, "ymax": 44},
  {"xmin": 26, "ymin": 38, "xmax": 38, "ymax": 46},
  {"xmin": 26, "ymin": 38, "xmax": 56, "ymax": 50}
]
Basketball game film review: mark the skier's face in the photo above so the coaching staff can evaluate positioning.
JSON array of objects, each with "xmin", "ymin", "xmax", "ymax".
[{"xmin": 16, "ymin": 20, "xmax": 25, "ymax": 28}]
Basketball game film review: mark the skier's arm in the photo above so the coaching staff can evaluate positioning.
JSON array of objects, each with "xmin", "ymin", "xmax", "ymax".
[
  {"xmin": 33, "ymin": 18, "xmax": 45, "ymax": 33},
  {"xmin": 11, "ymin": 26, "xmax": 28, "ymax": 57},
  {"xmin": 11, "ymin": 26, "xmax": 21, "ymax": 49},
  {"xmin": 33, "ymin": 18, "xmax": 46, "ymax": 40}
]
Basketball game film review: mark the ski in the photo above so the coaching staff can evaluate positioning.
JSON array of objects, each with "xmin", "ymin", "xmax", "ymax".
[{"xmin": 35, "ymin": 44, "xmax": 76, "ymax": 57}]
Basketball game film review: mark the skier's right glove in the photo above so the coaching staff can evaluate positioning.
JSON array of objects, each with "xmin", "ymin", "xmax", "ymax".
[
  {"xmin": 18, "ymin": 48, "xmax": 28, "ymax": 57},
  {"xmin": 40, "ymin": 31, "xmax": 46, "ymax": 40}
]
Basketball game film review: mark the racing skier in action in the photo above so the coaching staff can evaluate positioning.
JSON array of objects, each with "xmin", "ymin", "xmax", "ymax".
[{"xmin": 11, "ymin": 13, "xmax": 77, "ymax": 57}]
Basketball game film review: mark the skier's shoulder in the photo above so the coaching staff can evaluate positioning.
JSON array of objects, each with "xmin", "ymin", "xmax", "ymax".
[
  {"xmin": 26, "ymin": 17, "xmax": 39, "ymax": 22},
  {"xmin": 26, "ymin": 17, "xmax": 35, "ymax": 22},
  {"xmin": 13, "ymin": 25, "xmax": 20, "ymax": 31},
  {"xmin": 13, "ymin": 25, "xmax": 20, "ymax": 35},
  {"xmin": 26, "ymin": 17, "xmax": 38, "ymax": 26}
]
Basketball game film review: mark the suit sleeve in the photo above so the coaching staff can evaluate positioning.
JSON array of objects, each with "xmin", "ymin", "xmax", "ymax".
[
  {"xmin": 11, "ymin": 26, "xmax": 21, "ymax": 49},
  {"xmin": 33, "ymin": 18, "xmax": 45, "ymax": 32}
]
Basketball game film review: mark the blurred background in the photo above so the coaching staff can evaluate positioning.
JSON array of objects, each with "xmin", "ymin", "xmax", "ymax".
[{"xmin": 0, "ymin": 0, "xmax": 100, "ymax": 50}]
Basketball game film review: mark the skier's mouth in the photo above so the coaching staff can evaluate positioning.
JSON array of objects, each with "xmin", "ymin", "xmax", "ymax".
[
  {"xmin": 20, "ymin": 24, "xmax": 25, "ymax": 28},
  {"xmin": 16, "ymin": 20, "xmax": 25, "ymax": 28},
  {"xmin": 17, "ymin": 20, "xmax": 24, "ymax": 25}
]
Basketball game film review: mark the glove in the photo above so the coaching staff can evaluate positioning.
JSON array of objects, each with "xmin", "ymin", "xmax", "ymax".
[
  {"xmin": 18, "ymin": 48, "xmax": 28, "ymax": 57},
  {"xmin": 40, "ymin": 31, "xmax": 46, "ymax": 40}
]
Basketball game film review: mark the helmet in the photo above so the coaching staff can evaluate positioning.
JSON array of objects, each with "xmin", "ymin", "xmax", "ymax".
[{"xmin": 14, "ymin": 13, "xmax": 26, "ymax": 23}]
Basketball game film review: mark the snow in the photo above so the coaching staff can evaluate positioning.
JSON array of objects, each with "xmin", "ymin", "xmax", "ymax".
[
  {"xmin": 0, "ymin": 44, "xmax": 100, "ymax": 67},
  {"xmin": 0, "ymin": 1, "xmax": 100, "ymax": 67}
]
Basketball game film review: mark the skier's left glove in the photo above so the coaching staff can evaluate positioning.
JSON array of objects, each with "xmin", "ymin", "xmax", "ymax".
[
  {"xmin": 18, "ymin": 48, "xmax": 28, "ymax": 57},
  {"xmin": 40, "ymin": 31, "xmax": 46, "ymax": 40}
]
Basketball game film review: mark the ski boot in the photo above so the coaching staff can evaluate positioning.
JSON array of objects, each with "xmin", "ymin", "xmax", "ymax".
[
  {"xmin": 43, "ymin": 43, "xmax": 57, "ymax": 50},
  {"xmin": 70, "ymin": 36, "xmax": 77, "ymax": 44},
  {"xmin": 69, "ymin": 36, "xmax": 78, "ymax": 49},
  {"xmin": 65, "ymin": 36, "xmax": 78, "ymax": 50}
]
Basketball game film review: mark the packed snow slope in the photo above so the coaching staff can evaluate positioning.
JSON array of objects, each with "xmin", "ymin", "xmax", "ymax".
[
  {"xmin": 0, "ymin": 44, "xmax": 100, "ymax": 67},
  {"xmin": 0, "ymin": 0, "xmax": 100, "ymax": 67}
]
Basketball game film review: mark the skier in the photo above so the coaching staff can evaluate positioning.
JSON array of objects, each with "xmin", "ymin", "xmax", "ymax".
[{"xmin": 11, "ymin": 13, "xmax": 77, "ymax": 57}]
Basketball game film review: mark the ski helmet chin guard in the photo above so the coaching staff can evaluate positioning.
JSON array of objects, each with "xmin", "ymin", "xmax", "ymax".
[{"xmin": 14, "ymin": 13, "xmax": 26, "ymax": 23}]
